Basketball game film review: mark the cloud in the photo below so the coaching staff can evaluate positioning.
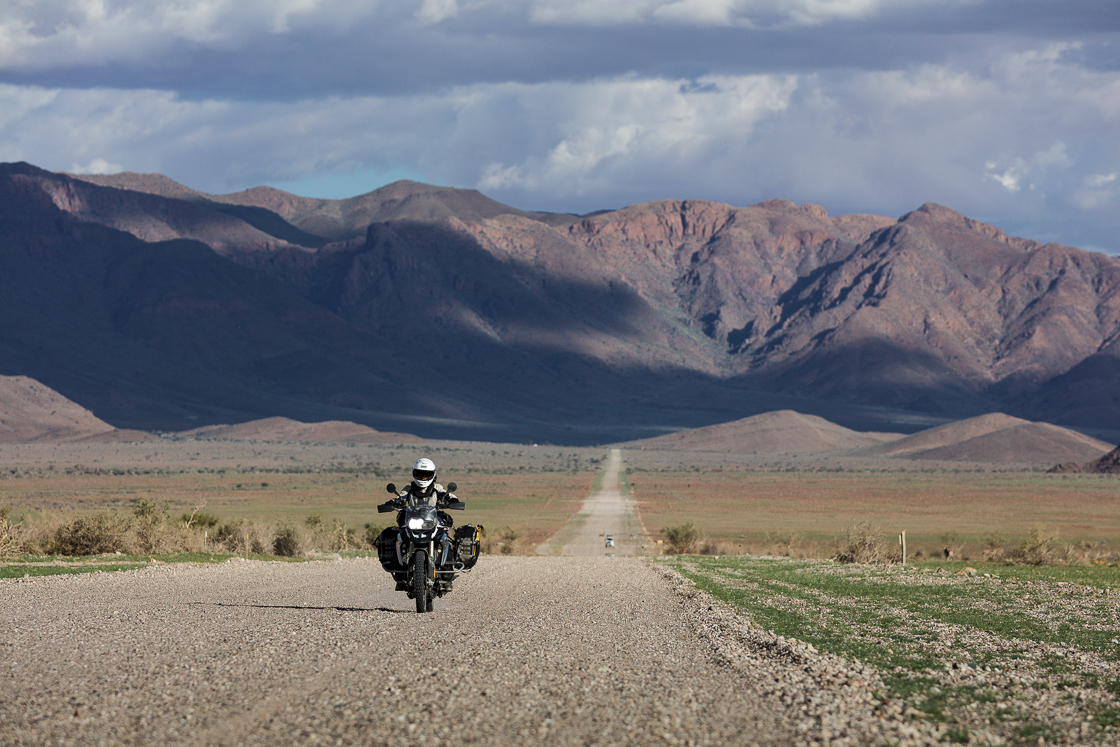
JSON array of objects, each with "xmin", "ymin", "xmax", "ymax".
[
  {"xmin": 0, "ymin": 2, "xmax": 1117, "ymax": 254},
  {"xmin": 525, "ymin": 0, "xmax": 949, "ymax": 28},
  {"xmin": 1072, "ymin": 172, "xmax": 1119, "ymax": 211},
  {"xmin": 0, "ymin": 0, "xmax": 387, "ymax": 69},
  {"xmin": 416, "ymin": 0, "xmax": 459, "ymax": 23},
  {"xmin": 69, "ymin": 157, "xmax": 123, "ymax": 174},
  {"xmin": 985, "ymin": 142, "xmax": 1071, "ymax": 194},
  {"xmin": 477, "ymin": 74, "xmax": 797, "ymax": 194}
]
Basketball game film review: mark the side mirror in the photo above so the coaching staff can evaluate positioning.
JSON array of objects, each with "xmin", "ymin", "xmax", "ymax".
[
  {"xmin": 386, "ymin": 483, "xmax": 397, "ymax": 494},
  {"xmin": 447, "ymin": 482, "xmax": 457, "ymax": 492}
]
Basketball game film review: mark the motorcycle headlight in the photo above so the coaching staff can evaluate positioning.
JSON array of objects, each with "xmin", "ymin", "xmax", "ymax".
[{"xmin": 408, "ymin": 518, "xmax": 436, "ymax": 531}]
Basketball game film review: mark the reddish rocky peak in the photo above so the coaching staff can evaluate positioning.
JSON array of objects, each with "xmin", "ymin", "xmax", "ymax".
[
  {"xmin": 569, "ymin": 197, "xmax": 856, "ymax": 250},
  {"xmin": 899, "ymin": 202, "xmax": 1039, "ymax": 251},
  {"xmin": 568, "ymin": 200, "xmax": 732, "ymax": 250}
]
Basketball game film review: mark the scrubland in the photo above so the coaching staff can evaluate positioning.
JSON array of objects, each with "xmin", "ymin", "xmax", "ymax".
[
  {"xmin": 629, "ymin": 469, "xmax": 1120, "ymax": 562},
  {"xmin": 3, "ymin": 438, "xmax": 1118, "ymax": 571},
  {"xmin": 0, "ymin": 438, "xmax": 600, "ymax": 572}
]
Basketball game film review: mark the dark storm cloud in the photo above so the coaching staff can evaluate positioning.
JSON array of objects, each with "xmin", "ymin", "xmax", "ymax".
[
  {"xmin": 2, "ymin": 0, "xmax": 1115, "ymax": 98},
  {"xmin": 0, "ymin": 0, "xmax": 1117, "ymax": 253}
]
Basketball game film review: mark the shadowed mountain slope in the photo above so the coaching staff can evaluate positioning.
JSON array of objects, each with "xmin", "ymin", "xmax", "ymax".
[{"xmin": 4, "ymin": 162, "xmax": 1120, "ymax": 443}]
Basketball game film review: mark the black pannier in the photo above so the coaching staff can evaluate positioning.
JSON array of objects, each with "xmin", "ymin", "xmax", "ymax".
[
  {"xmin": 376, "ymin": 527, "xmax": 406, "ymax": 573},
  {"xmin": 453, "ymin": 524, "xmax": 483, "ymax": 570}
]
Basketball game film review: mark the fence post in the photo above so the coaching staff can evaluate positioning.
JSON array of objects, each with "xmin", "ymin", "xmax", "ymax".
[{"xmin": 899, "ymin": 530, "xmax": 907, "ymax": 565}]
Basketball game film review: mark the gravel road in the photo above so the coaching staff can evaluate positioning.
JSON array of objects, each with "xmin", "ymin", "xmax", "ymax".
[
  {"xmin": 0, "ymin": 555, "xmax": 938, "ymax": 746},
  {"xmin": 538, "ymin": 448, "xmax": 649, "ymax": 557},
  {"xmin": 1, "ymin": 457, "xmax": 940, "ymax": 746}
]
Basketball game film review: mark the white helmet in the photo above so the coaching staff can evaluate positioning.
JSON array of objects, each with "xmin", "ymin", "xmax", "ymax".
[{"xmin": 412, "ymin": 458, "xmax": 436, "ymax": 489}]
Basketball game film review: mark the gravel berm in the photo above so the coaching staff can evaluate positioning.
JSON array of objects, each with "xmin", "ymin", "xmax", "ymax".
[{"xmin": 0, "ymin": 556, "xmax": 940, "ymax": 746}]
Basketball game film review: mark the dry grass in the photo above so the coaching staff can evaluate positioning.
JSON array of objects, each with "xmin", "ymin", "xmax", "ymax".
[
  {"xmin": 832, "ymin": 521, "xmax": 898, "ymax": 564},
  {"xmin": 6, "ymin": 439, "xmax": 1119, "ymax": 565},
  {"xmin": 626, "ymin": 468, "xmax": 1120, "ymax": 561},
  {"xmin": 0, "ymin": 440, "xmax": 598, "ymax": 558}
]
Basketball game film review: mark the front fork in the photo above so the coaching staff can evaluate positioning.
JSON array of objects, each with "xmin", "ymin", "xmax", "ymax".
[
  {"xmin": 399, "ymin": 537, "xmax": 452, "ymax": 573},
  {"xmin": 399, "ymin": 536, "xmax": 453, "ymax": 595}
]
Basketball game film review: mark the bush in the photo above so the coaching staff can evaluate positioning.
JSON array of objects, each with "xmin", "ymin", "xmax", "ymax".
[
  {"xmin": 0, "ymin": 508, "xmax": 18, "ymax": 557},
  {"xmin": 480, "ymin": 525, "xmax": 521, "ymax": 555},
  {"xmin": 213, "ymin": 519, "xmax": 270, "ymax": 554},
  {"xmin": 329, "ymin": 520, "xmax": 357, "ymax": 551},
  {"xmin": 273, "ymin": 525, "xmax": 304, "ymax": 557},
  {"xmin": 834, "ymin": 521, "xmax": 895, "ymax": 564},
  {"xmin": 767, "ymin": 530, "xmax": 798, "ymax": 556},
  {"xmin": 134, "ymin": 497, "xmax": 158, "ymax": 520},
  {"xmin": 1009, "ymin": 528, "xmax": 1059, "ymax": 566},
  {"xmin": 133, "ymin": 497, "xmax": 168, "ymax": 554},
  {"xmin": 663, "ymin": 522, "xmax": 701, "ymax": 554},
  {"xmin": 50, "ymin": 512, "xmax": 132, "ymax": 555},
  {"xmin": 181, "ymin": 510, "xmax": 220, "ymax": 528}
]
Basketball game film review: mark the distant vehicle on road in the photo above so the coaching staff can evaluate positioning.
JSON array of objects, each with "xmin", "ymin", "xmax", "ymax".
[{"xmin": 605, "ymin": 536, "xmax": 615, "ymax": 548}]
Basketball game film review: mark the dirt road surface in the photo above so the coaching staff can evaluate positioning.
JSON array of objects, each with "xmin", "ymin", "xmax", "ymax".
[
  {"xmin": 1, "ymin": 457, "xmax": 937, "ymax": 745},
  {"xmin": 537, "ymin": 448, "xmax": 649, "ymax": 557},
  {"xmin": 0, "ymin": 555, "xmax": 936, "ymax": 746}
]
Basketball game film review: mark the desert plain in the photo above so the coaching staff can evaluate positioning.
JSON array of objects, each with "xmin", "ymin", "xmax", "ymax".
[
  {"xmin": 3, "ymin": 415, "xmax": 1118, "ymax": 562},
  {"xmin": 3, "ymin": 404, "xmax": 1120, "ymax": 747}
]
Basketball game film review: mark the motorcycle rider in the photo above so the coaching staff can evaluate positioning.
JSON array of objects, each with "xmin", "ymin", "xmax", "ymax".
[
  {"xmin": 389, "ymin": 458, "xmax": 457, "ymax": 524},
  {"xmin": 385, "ymin": 457, "xmax": 458, "ymax": 591}
]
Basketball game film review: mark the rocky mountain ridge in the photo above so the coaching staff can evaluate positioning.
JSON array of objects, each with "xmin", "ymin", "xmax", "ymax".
[{"xmin": 2, "ymin": 162, "xmax": 1118, "ymax": 443}]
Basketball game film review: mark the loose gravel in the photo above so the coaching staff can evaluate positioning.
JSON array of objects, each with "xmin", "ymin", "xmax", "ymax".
[{"xmin": 0, "ymin": 555, "xmax": 941, "ymax": 746}]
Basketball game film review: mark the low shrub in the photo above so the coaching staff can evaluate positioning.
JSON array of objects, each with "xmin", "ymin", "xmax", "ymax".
[
  {"xmin": 834, "ymin": 521, "xmax": 896, "ymax": 564},
  {"xmin": 272, "ymin": 525, "xmax": 304, "ymax": 557},
  {"xmin": 483, "ymin": 525, "xmax": 521, "ymax": 555},
  {"xmin": 213, "ymin": 519, "xmax": 271, "ymax": 554},
  {"xmin": 180, "ymin": 510, "xmax": 220, "ymax": 528},
  {"xmin": 333, "ymin": 521, "xmax": 357, "ymax": 551},
  {"xmin": 1009, "ymin": 528, "xmax": 1059, "ymax": 566},
  {"xmin": 663, "ymin": 521, "xmax": 701, "ymax": 554},
  {"xmin": 50, "ymin": 511, "xmax": 132, "ymax": 555},
  {"xmin": 699, "ymin": 540, "xmax": 745, "ymax": 556},
  {"xmin": 0, "ymin": 507, "xmax": 18, "ymax": 557},
  {"xmin": 766, "ymin": 530, "xmax": 799, "ymax": 556}
]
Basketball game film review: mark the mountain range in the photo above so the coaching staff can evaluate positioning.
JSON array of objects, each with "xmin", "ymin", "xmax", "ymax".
[{"xmin": 2, "ymin": 161, "xmax": 1118, "ymax": 445}]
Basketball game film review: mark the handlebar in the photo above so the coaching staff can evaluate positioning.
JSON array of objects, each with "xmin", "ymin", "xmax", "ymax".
[{"xmin": 377, "ymin": 501, "xmax": 397, "ymax": 513}]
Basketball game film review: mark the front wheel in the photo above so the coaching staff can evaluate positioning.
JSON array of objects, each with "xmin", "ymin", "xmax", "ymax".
[{"xmin": 412, "ymin": 550, "xmax": 429, "ymax": 613}]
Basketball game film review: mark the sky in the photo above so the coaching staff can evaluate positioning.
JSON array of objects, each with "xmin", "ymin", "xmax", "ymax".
[{"xmin": 1, "ymin": 0, "xmax": 1118, "ymax": 254}]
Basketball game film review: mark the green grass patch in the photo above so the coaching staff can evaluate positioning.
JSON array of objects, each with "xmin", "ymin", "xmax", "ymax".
[
  {"xmin": 665, "ymin": 555, "xmax": 1120, "ymax": 743},
  {"xmin": 907, "ymin": 558, "xmax": 1120, "ymax": 589}
]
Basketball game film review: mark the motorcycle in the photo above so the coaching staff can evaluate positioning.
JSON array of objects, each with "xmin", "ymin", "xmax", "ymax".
[{"xmin": 374, "ymin": 481, "xmax": 483, "ymax": 613}]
